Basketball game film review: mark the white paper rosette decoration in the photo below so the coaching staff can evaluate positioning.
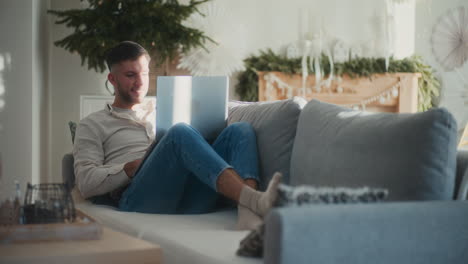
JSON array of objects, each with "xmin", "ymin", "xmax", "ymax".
[
  {"xmin": 438, "ymin": 62, "xmax": 468, "ymax": 127},
  {"xmin": 178, "ymin": 2, "xmax": 247, "ymax": 76},
  {"xmin": 431, "ymin": 6, "xmax": 468, "ymax": 71}
]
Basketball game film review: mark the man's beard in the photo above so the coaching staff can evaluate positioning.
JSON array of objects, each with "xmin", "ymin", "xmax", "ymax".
[{"xmin": 115, "ymin": 83, "xmax": 142, "ymax": 104}]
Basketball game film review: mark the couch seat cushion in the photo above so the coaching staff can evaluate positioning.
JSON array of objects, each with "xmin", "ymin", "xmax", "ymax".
[
  {"xmin": 78, "ymin": 202, "xmax": 259, "ymax": 264},
  {"xmin": 290, "ymin": 100, "xmax": 458, "ymax": 201}
]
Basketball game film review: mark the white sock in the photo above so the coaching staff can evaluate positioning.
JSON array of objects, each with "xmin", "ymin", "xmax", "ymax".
[
  {"xmin": 236, "ymin": 205, "xmax": 262, "ymax": 230},
  {"xmin": 239, "ymin": 172, "xmax": 282, "ymax": 217}
]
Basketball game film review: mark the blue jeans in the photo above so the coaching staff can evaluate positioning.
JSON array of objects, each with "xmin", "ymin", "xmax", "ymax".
[{"xmin": 118, "ymin": 122, "xmax": 259, "ymax": 214}]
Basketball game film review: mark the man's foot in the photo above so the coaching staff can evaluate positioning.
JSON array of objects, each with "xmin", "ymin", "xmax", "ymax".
[
  {"xmin": 239, "ymin": 172, "xmax": 282, "ymax": 217},
  {"xmin": 236, "ymin": 205, "xmax": 262, "ymax": 230}
]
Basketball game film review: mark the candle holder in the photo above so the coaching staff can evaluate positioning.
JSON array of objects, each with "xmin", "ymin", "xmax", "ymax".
[{"xmin": 23, "ymin": 183, "xmax": 76, "ymax": 224}]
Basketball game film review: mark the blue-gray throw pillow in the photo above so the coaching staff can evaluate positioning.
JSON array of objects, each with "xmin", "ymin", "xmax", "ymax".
[
  {"xmin": 290, "ymin": 100, "xmax": 458, "ymax": 201},
  {"xmin": 228, "ymin": 97, "xmax": 306, "ymax": 190}
]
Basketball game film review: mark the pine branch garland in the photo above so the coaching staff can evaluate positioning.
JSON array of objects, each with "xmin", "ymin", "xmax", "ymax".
[{"xmin": 236, "ymin": 49, "xmax": 440, "ymax": 111}]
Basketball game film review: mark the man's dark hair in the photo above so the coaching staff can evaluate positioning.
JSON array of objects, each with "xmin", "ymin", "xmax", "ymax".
[{"xmin": 105, "ymin": 41, "xmax": 150, "ymax": 71}]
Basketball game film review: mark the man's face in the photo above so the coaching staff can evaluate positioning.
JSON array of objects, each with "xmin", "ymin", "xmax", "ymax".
[{"xmin": 108, "ymin": 55, "xmax": 150, "ymax": 106}]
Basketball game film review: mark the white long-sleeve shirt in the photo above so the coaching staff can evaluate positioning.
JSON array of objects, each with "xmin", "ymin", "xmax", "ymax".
[{"xmin": 73, "ymin": 100, "xmax": 155, "ymax": 199}]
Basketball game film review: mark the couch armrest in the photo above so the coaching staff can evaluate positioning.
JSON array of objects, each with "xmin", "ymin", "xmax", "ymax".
[
  {"xmin": 62, "ymin": 153, "xmax": 75, "ymax": 190},
  {"xmin": 456, "ymin": 150, "xmax": 468, "ymax": 200},
  {"xmin": 264, "ymin": 201, "xmax": 468, "ymax": 264},
  {"xmin": 458, "ymin": 174, "xmax": 468, "ymax": 200}
]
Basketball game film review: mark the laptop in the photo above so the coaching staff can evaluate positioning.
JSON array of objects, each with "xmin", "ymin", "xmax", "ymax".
[
  {"xmin": 155, "ymin": 76, "xmax": 229, "ymax": 142},
  {"xmin": 137, "ymin": 76, "xmax": 229, "ymax": 169}
]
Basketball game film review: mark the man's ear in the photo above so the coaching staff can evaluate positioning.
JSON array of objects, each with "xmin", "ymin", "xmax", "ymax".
[{"xmin": 107, "ymin": 72, "xmax": 116, "ymax": 87}]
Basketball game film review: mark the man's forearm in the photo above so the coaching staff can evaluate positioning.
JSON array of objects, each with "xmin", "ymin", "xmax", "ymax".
[{"xmin": 75, "ymin": 163, "xmax": 129, "ymax": 199}]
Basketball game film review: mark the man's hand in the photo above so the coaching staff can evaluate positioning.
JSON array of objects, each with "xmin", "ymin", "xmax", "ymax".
[{"xmin": 124, "ymin": 159, "xmax": 143, "ymax": 178}]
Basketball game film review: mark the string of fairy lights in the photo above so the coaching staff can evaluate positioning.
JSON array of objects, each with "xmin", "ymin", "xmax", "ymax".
[{"xmin": 263, "ymin": 72, "xmax": 401, "ymax": 111}]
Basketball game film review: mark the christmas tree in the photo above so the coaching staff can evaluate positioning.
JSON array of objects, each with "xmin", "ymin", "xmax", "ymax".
[{"xmin": 48, "ymin": 0, "xmax": 212, "ymax": 73}]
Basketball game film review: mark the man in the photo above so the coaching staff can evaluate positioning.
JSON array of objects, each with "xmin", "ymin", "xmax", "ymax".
[{"xmin": 73, "ymin": 41, "xmax": 281, "ymax": 230}]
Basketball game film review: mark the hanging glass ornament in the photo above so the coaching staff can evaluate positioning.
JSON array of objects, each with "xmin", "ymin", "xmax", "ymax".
[
  {"xmin": 310, "ymin": 33, "xmax": 322, "ymax": 93},
  {"xmin": 333, "ymin": 40, "xmax": 349, "ymax": 63},
  {"xmin": 301, "ymin": 40, "xmax": 311, "ymax": 96},
  {"xmin": 286, "ymin": 43, "xmax": 300, "ymax": 59}
]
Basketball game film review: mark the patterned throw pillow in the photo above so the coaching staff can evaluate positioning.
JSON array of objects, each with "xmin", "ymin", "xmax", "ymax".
[
  {"xmin": 275, "ymin": 184, "xmax": 388, "ymax": 207},
  {"xmin": 236, "ymin": 184, "xmax": 389, "ymax": 258}
]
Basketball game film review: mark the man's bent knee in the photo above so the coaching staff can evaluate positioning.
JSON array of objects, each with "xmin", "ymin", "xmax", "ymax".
[
  {"xmin": 167, "ymin": 123, "xmax": 193, "ymax": 136},
  {"xmin": 164, "ymin": 123, "xmax": 203, "ymax": 142},
  {"xmin": 227, "ymin": 122, "xmax": 255, "ymax": 137}
]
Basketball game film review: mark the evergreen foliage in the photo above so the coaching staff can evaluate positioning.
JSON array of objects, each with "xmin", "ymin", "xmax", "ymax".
[
  {"xmin": 48, "ymin": 0, "xmax": 212, "ymax": 72},
  {"xmin": 236, "ymin": 49, "xmax": 440, "ymax": 111}
]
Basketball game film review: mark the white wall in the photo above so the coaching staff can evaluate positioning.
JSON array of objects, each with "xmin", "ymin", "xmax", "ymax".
[
  {"xmin": 0, "ymin": 0, "xmax": 49, "ymax": 200},
  {"xmin": 393, "ymin": 1, "xmax": 415, "ymax": 58},
  {"xmin": 415, "ymin": 0, "xmax": 468, "ymax": 130},
  {"xmin": 34, "ymin": 0, "xmax": 51, "ymax": 185},
  {"xmin": 48, "ymin": 0, "xmax": 108, "ymax": 184},
  {"xmin": 211, "ymin": 0, "xmax": 410, "ymax": 57}
]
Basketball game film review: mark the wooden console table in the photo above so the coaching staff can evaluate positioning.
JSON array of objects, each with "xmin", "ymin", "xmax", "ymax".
[
  {"xmin": 258, "ymin": 71, "xmax": 421, "ymax": 113},
  {"xmin": 0, "ymin": 227, "xmax": 162, "ymax": 263}
]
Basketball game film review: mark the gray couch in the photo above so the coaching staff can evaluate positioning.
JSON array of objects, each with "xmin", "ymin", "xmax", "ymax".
[{"xmin": 63, "ymin": 98, "xmax": 468, "ymax": 264}]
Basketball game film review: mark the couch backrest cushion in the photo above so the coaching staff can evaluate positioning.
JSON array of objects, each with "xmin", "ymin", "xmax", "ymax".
[
  {"xmin": 228, "ymin": 97, "xmax": 306, "ymax": 190},
  {"xmin": 290, "ymin": 99, "xmax": 458, "ymax": 201}
]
